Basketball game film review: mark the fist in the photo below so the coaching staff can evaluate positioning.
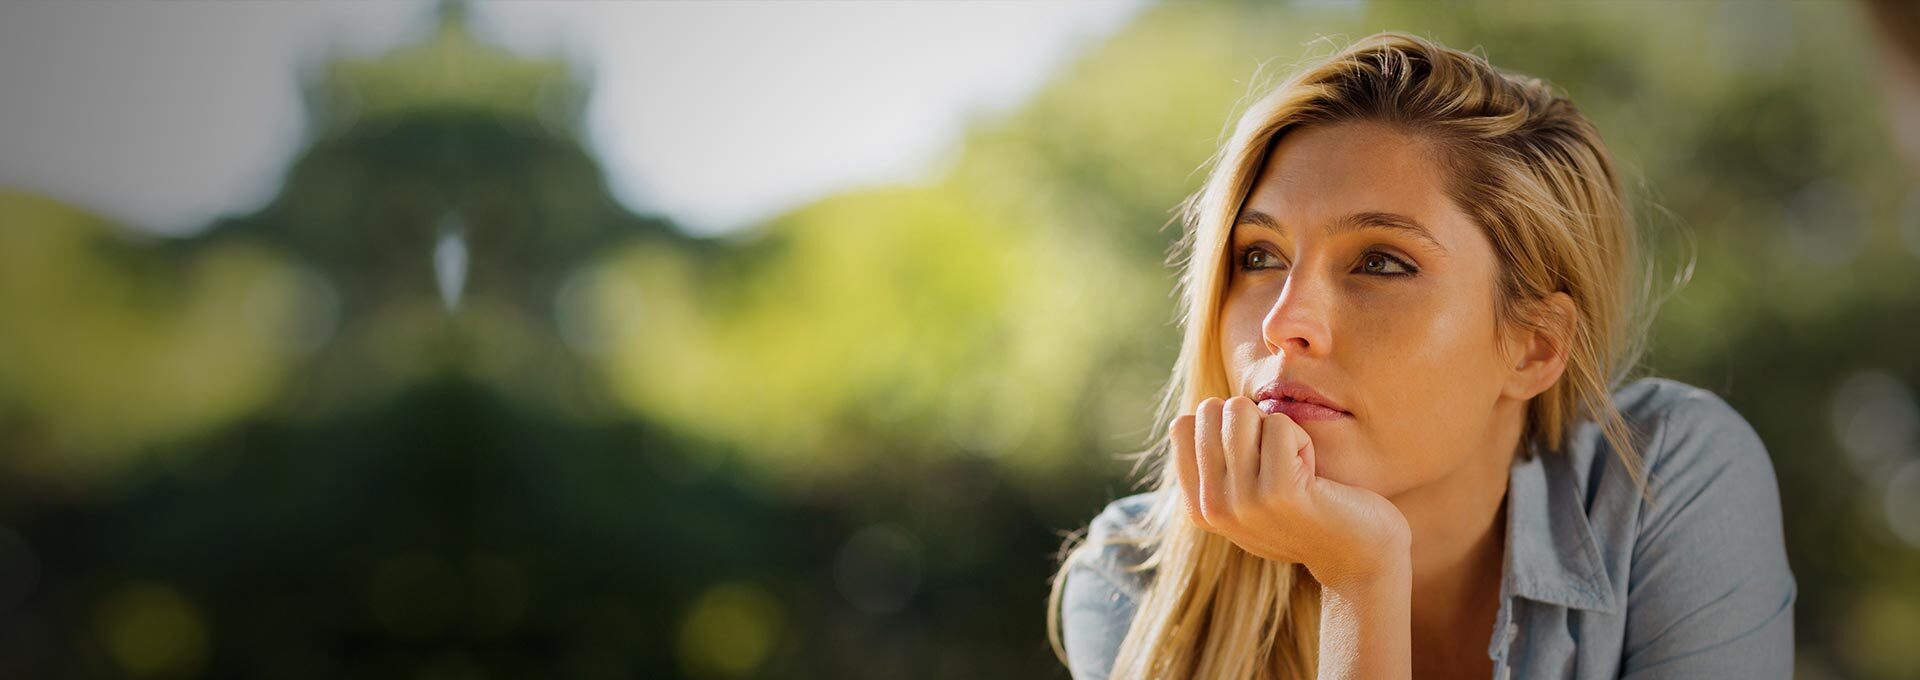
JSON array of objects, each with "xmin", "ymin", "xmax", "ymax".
[{"xmin": 1172, "ymin": 396, "xmax": 1411, "ymax": 590}]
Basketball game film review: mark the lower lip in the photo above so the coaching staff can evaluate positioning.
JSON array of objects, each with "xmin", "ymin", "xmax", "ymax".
[{"xmin": 1258, "ymin": 398, "xmax": 1351, "ymax": 421}]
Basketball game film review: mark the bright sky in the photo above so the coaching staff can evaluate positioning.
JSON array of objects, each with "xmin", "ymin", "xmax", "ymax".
[{"xmin": 0, "ymin": 0, "xmax": 1148, "ymax": 237}]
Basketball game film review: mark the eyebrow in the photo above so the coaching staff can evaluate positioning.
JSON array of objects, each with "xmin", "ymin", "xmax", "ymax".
[{"xmin": 1233, "ymin": 209, "xmax": 1450, "ymax": 255}]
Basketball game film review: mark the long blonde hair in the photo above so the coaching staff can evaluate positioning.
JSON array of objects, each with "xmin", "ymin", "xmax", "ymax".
[{"xmin": 1047, "ymin": 31, "xmax": 1653, "ymax": 678}]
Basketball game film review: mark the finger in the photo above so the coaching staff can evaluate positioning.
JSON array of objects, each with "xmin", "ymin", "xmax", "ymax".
[
  {"xmin": 1170, "ymin": 414, "xmax": 1204, "ymax": 528},
  {"xmin": 1294, "ymin": 417, "xmax": 1317, "ymax": 478},
  {"xmin": 1194, "ymin": 398, "xmax": 1227, "ymax": 523},
  {"xmin": 1258, "ymin": 412, "xmax": 1306, "ymax": 495},
  {"xmin": 1221, "ymin": 396, "xmax": 1262, "ymax": 504}
]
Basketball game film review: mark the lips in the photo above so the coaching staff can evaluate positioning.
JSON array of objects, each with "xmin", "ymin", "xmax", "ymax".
[{"xmin": 1252, "ymin": 379, "xmax": 1352, "ymax": 421}]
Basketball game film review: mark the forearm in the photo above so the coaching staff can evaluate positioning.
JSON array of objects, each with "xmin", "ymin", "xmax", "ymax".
[{"xmin": 1316, "ymin": 563, "xmax": 1411, "ymax": 680}]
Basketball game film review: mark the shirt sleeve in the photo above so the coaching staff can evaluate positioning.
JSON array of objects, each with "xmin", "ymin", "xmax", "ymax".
[
  {"xmin": 1058, "ymin": 497, "xmax": 1152, "ymax": 680},
  {"xmin": 1619, "ymin": 388, "xmax": 1797, "ymax": 679},
  {"xmin": 1060, "ymin": 557, "xmax": 1140, "ymax": 680}
]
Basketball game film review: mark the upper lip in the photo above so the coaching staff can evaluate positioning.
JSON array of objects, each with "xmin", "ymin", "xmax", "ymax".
[{"xmin": 1252, "ymin": 378, "xmax": 1351, "ymax": 414}]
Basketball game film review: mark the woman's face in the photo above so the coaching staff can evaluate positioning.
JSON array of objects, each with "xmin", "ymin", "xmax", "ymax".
[{"xmin": 1217, "ymin": 121, "xmax": 1527, "ymax": 500}]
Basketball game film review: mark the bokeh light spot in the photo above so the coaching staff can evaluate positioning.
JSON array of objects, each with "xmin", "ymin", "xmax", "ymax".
[
  {"xmin": 94, "ymin": 581, "xmax": 208, "ymax": 678},
  {"xmin": 676, "ymin": 581, "xmax": 782, "ymax": 678}
]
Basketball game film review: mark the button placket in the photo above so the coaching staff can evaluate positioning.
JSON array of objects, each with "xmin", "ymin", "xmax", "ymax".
[{"xmin": 1487, "ymin": 594, "xmax": 1516, "ymax": 680}]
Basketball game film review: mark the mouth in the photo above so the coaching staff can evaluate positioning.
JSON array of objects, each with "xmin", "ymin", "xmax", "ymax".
[{"xmin": 1251, "ymin": 379, "xmax": 1352, "ymax": 422}]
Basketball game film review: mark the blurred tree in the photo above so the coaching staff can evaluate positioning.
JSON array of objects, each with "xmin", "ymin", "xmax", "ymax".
[{"xmin": 194, "ymin": 0, "xmax": 689, "ymax": 419}]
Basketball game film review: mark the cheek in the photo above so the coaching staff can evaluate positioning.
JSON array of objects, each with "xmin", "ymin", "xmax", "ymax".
[
  {"xmin": 1216, "ymin": 287, "xmax": 1273, "ymax": 362},
  {"xmin": 1343, "ymin": 287, "xmax": 1496, "ymax": 370},
  {"xmin": 1338, "ymin": 285, "xmax": 1506, "ymax": 447}
]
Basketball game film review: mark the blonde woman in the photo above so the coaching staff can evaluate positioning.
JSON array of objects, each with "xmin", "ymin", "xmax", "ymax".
[{"xmin": 1047, "ymin": 32, "xmax": 1794, "ymax": 679}]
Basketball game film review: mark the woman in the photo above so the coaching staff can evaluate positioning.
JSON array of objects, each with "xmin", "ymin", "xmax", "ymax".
[{"xmin": 1046, "ymin": 32, "xmax": 1795, "ymax": 679}]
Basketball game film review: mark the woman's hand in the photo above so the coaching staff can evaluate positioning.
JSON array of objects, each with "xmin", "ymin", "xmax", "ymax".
[{"xmin": 1172, "ymin": 396, "xmax": 1412, "ymax": 590}]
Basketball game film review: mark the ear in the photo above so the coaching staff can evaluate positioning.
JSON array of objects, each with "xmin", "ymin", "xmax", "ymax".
[{"xmin": 1502, "ymin": 291, "xmax": 1575, "ymax": 401}]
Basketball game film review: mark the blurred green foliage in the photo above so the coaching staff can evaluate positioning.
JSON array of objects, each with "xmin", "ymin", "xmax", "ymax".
[{"xmin": 0, "ymin": 1, "xmax": 1917, "ymax": 678}]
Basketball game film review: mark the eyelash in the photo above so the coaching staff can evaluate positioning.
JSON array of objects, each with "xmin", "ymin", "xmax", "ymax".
[{"xmin": 1233, "ymin": 244, "xmax": 1420, "ymax": 277}]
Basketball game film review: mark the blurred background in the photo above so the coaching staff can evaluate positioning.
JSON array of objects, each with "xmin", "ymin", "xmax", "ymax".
[{"xmin": 0, "ymin": 0, "xmax": 1916, "ymax": 678}]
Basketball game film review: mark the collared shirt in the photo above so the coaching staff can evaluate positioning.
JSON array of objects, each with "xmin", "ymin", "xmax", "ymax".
[{"xmin": 1057, "ymin": 377, "xmax": 1796, "ymax": 679}]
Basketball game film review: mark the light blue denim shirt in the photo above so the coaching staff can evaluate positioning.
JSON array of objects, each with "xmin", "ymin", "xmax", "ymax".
[{"xmin": 1057, "ymin": 377, "xmax": 1796, "ymax": 679}]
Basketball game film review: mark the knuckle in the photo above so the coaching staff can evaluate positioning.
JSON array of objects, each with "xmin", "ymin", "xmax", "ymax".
[
  {"xmin": 1222, "ymin": 397, "xmax": 1254, "ymax": 424},
  {"xmin": 1206, "ymin": 498, "xmax": 1238, "ymax": 524},
  {"xmin": 1198, "ymin": 494, "xmax": 1225, "ymax": 520}
]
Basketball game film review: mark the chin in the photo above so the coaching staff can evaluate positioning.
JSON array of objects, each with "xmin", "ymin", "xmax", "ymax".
[
  {"xmin": 1310, "ymin": 443, "xmax": 1399, "ymax": 495},
  {"xmin": 1307, "ymin": 444, "xmax": 1365, "ymax": 486},
  {"xmin": 1314, "ymin": 462, "xmax": 1372, "ymax": 489}
]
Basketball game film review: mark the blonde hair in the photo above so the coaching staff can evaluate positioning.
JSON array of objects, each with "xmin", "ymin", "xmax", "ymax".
[{"xmin": 1047, "ymin": 31, "xmax": 1653, "ymax": 678}]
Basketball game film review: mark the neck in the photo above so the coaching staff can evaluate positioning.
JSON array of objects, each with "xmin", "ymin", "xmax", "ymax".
[{"xmin": 1389, "ymin": 402, "xmax": 1524, "ymax": 641}]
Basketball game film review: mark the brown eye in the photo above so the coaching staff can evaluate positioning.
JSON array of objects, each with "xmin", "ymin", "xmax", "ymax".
[
  {"xmin": 1358, "ymin": 251, "xmax": 1414, "ymax": 276},
  {"xmin": 1238, "ymin": 246, "xmax": 1282, "ymax": 271}
]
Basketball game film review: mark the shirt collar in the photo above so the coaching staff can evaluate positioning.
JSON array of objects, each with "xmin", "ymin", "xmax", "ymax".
[{"xmin": 1501, "ymin": 440, "xmax": 1620, "ymax": 614}]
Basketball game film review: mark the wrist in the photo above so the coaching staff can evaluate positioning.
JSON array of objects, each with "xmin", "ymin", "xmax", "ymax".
[
  {"xmin": 1312, "ymin": 532, "xmax": 1412, "ymax": 595},
  {"xmin": 1314, "ymin": 547, "xmax": 1411, "ymax": 679}
]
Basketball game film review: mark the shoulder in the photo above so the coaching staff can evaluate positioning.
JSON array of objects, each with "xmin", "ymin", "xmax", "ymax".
[
  {"xmin": 1610, "ymin": 375, "xmax": 1750, "ymax": 440},
  {"xmin": 1089, "ymin": 490, "xmax": 1157, "ymax": 539},
  {"xmin": 1600, "ymin": 383, "xmax": 1797, "ymax": 670},
  {"xmin": 1072, "ymin": 491, "xmax": 1158, "ymax": 597},
  {"xmin": 1607, "ymin": 377, "xmax": 1776, "ymax": 505},
  {"xmin": 1602, "ymin": 378, "xmax": 1790, "ymax": 583}
]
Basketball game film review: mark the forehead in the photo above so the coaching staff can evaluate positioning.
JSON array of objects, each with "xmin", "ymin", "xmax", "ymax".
[{"xmin": 1237, "ymin": 122, "xmax": 1473, "ymax": 245}]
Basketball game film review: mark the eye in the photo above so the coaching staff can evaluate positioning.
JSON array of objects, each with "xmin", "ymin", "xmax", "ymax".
[
  {"xmin": 1356, "ymin": 251, "xmax": 1417, "ymax": 276},
  {"xmin": 1237, "ymin": 245, "xmax": 1286, "ymax": 272}
]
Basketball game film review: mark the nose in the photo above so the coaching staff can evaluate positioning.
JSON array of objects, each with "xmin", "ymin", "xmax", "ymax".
[{"xmin": 1261, "ymin": 270, "xmax": 1332, "ymax": 357}]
